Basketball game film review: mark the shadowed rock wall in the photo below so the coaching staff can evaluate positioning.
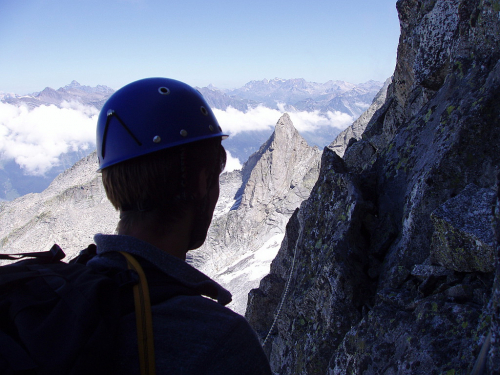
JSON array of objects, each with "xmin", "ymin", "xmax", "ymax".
[{"xmin": 246, "ymin": 0, "xmax": 500, "ymax": 373}]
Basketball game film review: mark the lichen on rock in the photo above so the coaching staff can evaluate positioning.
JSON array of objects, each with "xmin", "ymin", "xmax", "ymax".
[{"xmin": 431, "ymin": 183, "xmax": 497, "ymax": 273}]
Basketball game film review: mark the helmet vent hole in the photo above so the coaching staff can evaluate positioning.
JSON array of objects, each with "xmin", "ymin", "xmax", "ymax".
[
  {"xmin": 200, "ymin": 106, "xmax": 209, "ymax": 116},
  {"xmin": 158, "ymin": 87, "xmax": 170, "ymax": 95},
  {"xmin": 209, "ymin": 125, "xmax": 214, "ymax": 132},
  {"xmin": 180, "ymin": 129, "xmax": 188, "ymax": 137}
]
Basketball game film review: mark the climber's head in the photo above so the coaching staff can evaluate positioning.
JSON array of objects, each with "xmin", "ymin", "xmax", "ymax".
[
  {"xmin": 96, "ymin": 77, "xmax": 227, "ymax": 170},
  {"xmin": 97, "ymin": 78, "xmax": 227, "ymax": 250}
]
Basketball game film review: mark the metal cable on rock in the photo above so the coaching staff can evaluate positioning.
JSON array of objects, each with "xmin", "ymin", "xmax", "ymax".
[{"xmin": 262, "ymin": 217, "xmax": 304, "ymax": 347}]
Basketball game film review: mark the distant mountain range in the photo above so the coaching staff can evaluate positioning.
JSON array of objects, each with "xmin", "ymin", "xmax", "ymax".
[
  {"xmin": 0, "ymin": 78, "xmax": 384, "ymax": 201},
  {"xmin": 2, "ymin": 80, "xmax": 114, "ymax": 110},
  {"xmin": 228, "ymin": 78, "xmax": 382, "ymax": 117},
  {"xmin": 198, "ymin": 78, "xmax": 383, "ymax": 118},
  {"xmin": 3, "ymin": 78, "xmax": 382, "ymax": 118}
]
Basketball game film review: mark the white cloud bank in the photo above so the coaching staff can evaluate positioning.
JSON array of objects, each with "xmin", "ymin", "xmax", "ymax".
[
  {"xmin": 223, "ymin": 150, "xmax": 242, "ymax": 173},
  {"xmin": 213, "ymin": 104, "xmax": 353, "ymax": 136},
  {"xmin": 0, "ymin": 101, "xmax": 353, "ymax": 176},
  {"xmin": 0, "ymin": 102, "xmax": 98, "ymax": 175}
]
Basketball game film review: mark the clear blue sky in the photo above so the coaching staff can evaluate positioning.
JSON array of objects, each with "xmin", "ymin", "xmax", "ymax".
[{"xmin": 0, "ymin": 0, "xmax": 400, "ymax": 94}]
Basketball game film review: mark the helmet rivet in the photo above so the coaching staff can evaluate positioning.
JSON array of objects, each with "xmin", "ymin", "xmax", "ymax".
[
  {"xmin": 209, "ymin": 125, "xmax": 214, "ymax": 132},
  {"xmin": 158, "ymin": 87, "xmax": 170, "ymax": 95},
  {"xmin": 107, "ymin": 109, "xmax": 115, "ymax": 116},
  {"xmin": 153, "ymin": 135, "xmax": 161, "ymax": 143},
  {"xmin": 218, "ymin": 126, "xmax": 222, "ymax": 132},
  {"xmin": 200, "ymin": 106, "xmax": 209, "ymax": 116},
  {"xmin": 180, "ymin": 129, "xmax": 188, "ymax": 137}
]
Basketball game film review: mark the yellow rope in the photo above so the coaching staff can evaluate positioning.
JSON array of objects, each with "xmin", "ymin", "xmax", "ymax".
[{"xmin": 120, "ymin": 252, "xmax": 156, "ymax": 375}]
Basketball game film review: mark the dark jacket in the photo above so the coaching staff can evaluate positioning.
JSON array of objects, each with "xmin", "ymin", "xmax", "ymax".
[{"xmin": 88, "ymin": 234, "xmax": 272, "ymax": 375}]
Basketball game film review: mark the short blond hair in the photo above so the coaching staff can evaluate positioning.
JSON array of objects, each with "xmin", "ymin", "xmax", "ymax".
[{"xmin": 101, "ymin": 139, "xmax": 226, "ymax": 233}]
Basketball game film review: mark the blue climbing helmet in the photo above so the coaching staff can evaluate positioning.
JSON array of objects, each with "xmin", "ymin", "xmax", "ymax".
[{"xmin": 96, "ymin": 77, "xmax": 227, "ymax": 170}]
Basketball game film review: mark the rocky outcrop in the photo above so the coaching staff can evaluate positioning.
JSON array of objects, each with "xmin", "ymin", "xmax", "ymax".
[
  {"xmin": 191, "ymin": 114, "xmax": 322, "ymax": 313},
  {"xmin": 431, "ymin": 184, "xmax": 497, "ymax": 273},
  {"xmin": 0, "ymin": 152, "xmax": 118, "ymax": 261},
  {"xmin": 328, "ymin": 77, "xmax": 392, "ymax": 157},
  {"xmin": 246, "ymin": 150, "xmax": 373, "ymax": 373},
  {"xmin": 488, "ymin": 173, "xmax": 500, "ymax": 371},
  {"xmin": 246, "ymin": 0, "xmax": 500, "ymax": 373}
]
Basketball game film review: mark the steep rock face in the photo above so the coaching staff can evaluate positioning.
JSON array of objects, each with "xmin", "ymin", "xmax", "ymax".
[
  {"xmin": 247, "ymin": 0, "xmax": 500, "ymax": 373},
  {"xmin": 246, "ymin": 150, "xmax": 373, "ymax": 373},
  {"xmin": 431, "ymin": 183, "xmax": 497, "ymax": 273},
  {"xmin": 190, "ymin": 114, "xmax": 322, "ymax": 313},
  {"xmin": 489, "ymin": 173, "xmax": 500, "ymax": 371}
]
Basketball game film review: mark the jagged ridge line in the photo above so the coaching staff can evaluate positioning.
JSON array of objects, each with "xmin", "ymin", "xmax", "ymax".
[{"xmin": 262, "ymin": 215, "xmax": 304, "ymax": 347}]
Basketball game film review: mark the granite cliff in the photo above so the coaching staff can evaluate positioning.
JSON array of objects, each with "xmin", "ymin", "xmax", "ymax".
[{"xmin": 246, "ymin": 0, "xmax": 500, "ymax": 373}]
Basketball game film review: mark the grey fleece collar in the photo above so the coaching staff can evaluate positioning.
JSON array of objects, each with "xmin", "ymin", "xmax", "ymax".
[{"xmin": 93, "ymin": 234, "xmax": 232, "ymax": 306}]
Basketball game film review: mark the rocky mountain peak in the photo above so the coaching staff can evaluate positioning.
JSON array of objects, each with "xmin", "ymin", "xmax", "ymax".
[
  {"xmin": 67, "ymin": 80, "xmax": 81, "ymax": 88},
  {"xmin": 190, "ymin": 115, "xmax": 322, "ymax": 313},
  {"xmin": 240, "ymin": 113, "xmax": 318, "ymax": 212},
  {"xmin": 272, "ymin": 113, "xmax": 300, "ymax": 144},
  {"xmin": 36, "ymin": 87, "xmax": 64, "ymax": 104}
]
